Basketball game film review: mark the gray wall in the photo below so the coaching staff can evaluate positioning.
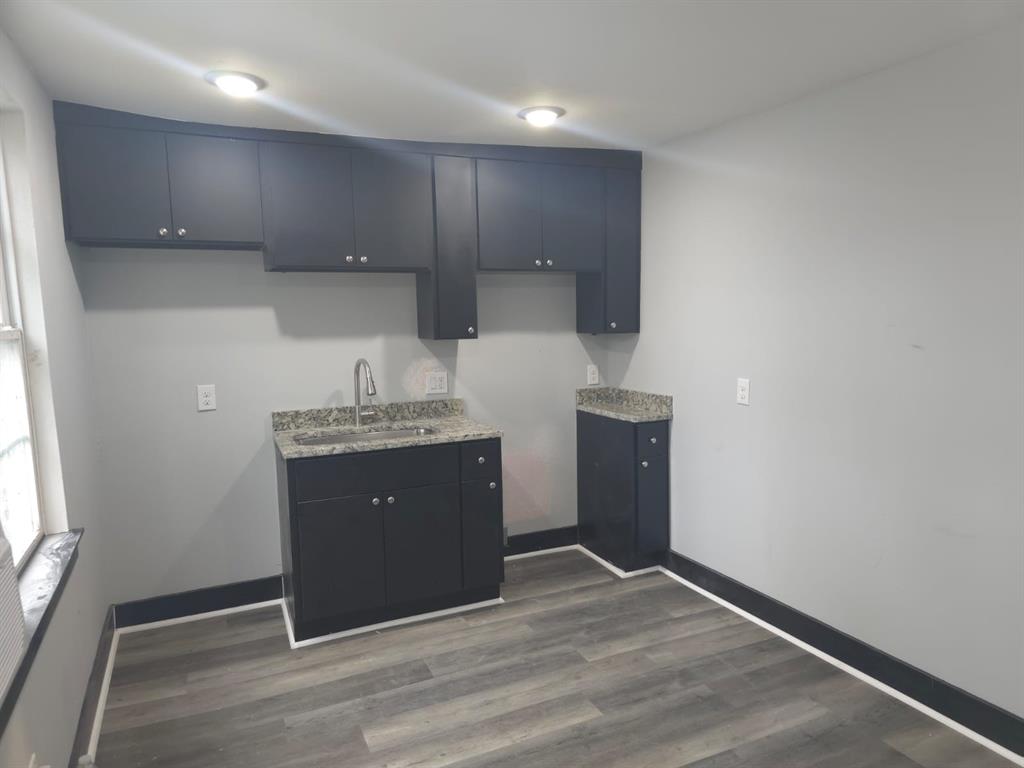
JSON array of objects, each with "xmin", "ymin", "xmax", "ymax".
[
  {"xmin": 78, "ymin": 252, "xmax": 599, "ymax": 604},
  {"xmin": 0, "ymin": 26, "xmax": 106, "ymax": 768},
  {"xmin": 603, "ymin": 24, "xmax": 1024, "ymax": 716}
]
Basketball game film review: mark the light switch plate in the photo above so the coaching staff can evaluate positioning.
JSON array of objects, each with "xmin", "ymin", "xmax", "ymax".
[
  {"xmin": 736, "ymin": 377, "xmax": 750, "ymax": 406},
  {"xmin": 586, "ymin": 364, "xmax": 599, "ymax": 386},
  {"xmin": 197, "ymin": 384, "xmax": 216, "ymax": 412},
  {"xmin": 425, "ymin": 370, "xmax": 449, "ymax": 395}
]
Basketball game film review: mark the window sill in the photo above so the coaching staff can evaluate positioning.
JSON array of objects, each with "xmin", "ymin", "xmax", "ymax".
[{"xmin": 0, "ymin": 529, "xmax": 82, "ymax": 736}]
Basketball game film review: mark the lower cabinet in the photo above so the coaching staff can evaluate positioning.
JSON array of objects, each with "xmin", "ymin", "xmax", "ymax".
[
  {"xmin": 577, "ymin": 411, "xmax": 669, "ymax": 572},
  {"xmin": 279, "ymin": 439, "xmax": 504, "ymax": 641}
]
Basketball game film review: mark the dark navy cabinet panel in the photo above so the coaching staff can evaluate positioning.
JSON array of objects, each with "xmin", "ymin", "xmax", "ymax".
[
  {"xmin": 166, "ymin": 134, "xmax": 263, "ymax": 245},
  {"xmin": 417, "ymin": 155, "xmax": 478, "ymax": 340},
  {"xmin": 603, "ymin": 168, "xmax": 641, "ymax": 332},
  {"xmin": 59, "ymin": 124, "xmax": 172, "ymax": 243},
  {"xmin": 296, "ymin": 494, "xmax": 386, "ymax": 620},
  {"xmin": 477, "ymin": 159, "xmax": 543, "ymax": 270},
  {"xmin": 577, "ymin": 411, "xmax": 669, "ymax": 572},
  {"xmin": 384, "ymin": 484, "xmax": 463, "ymax": 604},
  {"xmin": 461, "ymin": 478, "xmax": 504, "ymax": 590},
  {"xmin": 352, "ymin": 150, "xmax": 434, "ymax": 270},
  {"xmin": 260, "ymin": 141, "xmax": 356, "ymax": 269},
  {"xmin": 541, "ymin": 163, "xmax": 605, "ymax": 272}
]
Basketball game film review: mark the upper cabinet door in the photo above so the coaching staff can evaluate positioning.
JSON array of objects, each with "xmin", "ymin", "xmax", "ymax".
[
  {"xmin": 351, "ymin": 150, "xmax": 434, "ymax": 270},
  {"xmin": 260, "ymin": 141, "xmax": 356, "ymax": 270},
  {"xmin": 476, "ymin": 159, "xmax": 542, "ymax": 270},
  {"xmin": 59, "ymin": 124, "xmax": 172, "ymax": 243},
  {"xmin": 165, "ymin": 134, "xmax": 262, "ymax": 245},
  {"xmin": 541, "ymin": 164, "xmax": 605, "ymax": 272},
  {"xmin": 604, "ymin": 168, "xmax": 641, "ymax": 333}
]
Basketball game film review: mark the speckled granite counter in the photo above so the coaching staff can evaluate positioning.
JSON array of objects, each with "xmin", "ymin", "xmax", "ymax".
[
  {"xmin": 576, "ymin": 387, "xmax": 672, "ymax": 423},
  {"xmin": 273, "ymin": 399, "xmax": 501, "ymax": 459}
]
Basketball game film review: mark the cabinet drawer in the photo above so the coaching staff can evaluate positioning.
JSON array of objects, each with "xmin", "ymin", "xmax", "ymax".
[
  {"xmin": 293, "ymin": 444, "xmax": 459, "ymax": 502},
  {"xmin": 637, "ymin": 421, "xmax": 669, "ymax": 459},
  {"xmin": 460, "ymin": 439, "xmax": 501, "ymax": 482}
]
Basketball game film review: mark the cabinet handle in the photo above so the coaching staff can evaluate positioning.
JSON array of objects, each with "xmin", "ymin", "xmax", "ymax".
[
  {"xmin": 609, "ymin": 321, "xmax": 617, "ymax": 329},
  {"xmin": 360, "ymin": 256, "xmax": 368, "ymax": 264},
  {"xmin": 371, "ymin": 497, "xmax": 380, "ymax": 506},
  {"xmin": 157, "ymin": 227, "xmax": 169, "ymax": 238},
  {"xmin": 649, "ymin": 437, "xmax": 657, "ymax": 445},
  {"xmin": 467, "ymin": 326, "xmax": 475, "ymax": 335},
  {"xmin": 387, "ymin": 496, "xmax": 396, "ymax": 504},
  {"xmin": 641, "ymin": 460, "xmax": 649, "ymax": 468},
  {"xmin": 534, "ymin": 259, "xmax": 542, "ymax": 267},
  {"xmin": 489, "ymin": 482, "xmax": 496, "ymax": 490},
  {"xmin": 345, "ymin": 255, "xmax": 354, "ymax": 263},
  {"xmin": 176, "ymin": 227, "xmax": 187, "ymax": 238},
  {"xmin": 546, "ymin": 259, "xmax": 553, "ymax": 267},
  {"xmin": 477, "ymin": 456, "xmax": 486, "ymax": 465}
]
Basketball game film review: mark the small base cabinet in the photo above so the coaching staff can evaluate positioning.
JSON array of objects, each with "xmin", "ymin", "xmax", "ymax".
[
  {"xmin": 577, "ymin": 412, "xmax": 669, "ymax": 572},
  {"xmin": 277, "ymin": 439, "xmax": 503, "ymax": 641}
]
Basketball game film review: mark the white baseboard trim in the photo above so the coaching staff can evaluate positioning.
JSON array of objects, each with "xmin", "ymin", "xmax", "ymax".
[
  {"xmin": 504, "ymin": 545, "xmax": 580, "ymax": 561},
  {"xmin": 115, "ymin": 599, "xmax": 285, "ymax": 635},
  {"xmin": 82, "ymin": 629, "xmax": 119, "ymax": 763},
  {"xmin": 281, "ymin": 597, "xmax": 505, "ymax": 650}
]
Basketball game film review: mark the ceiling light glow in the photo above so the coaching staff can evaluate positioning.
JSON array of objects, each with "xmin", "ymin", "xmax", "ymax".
[
  {"xmin": 204, "ymin": 71, "xmax": 265, "ymax": 98},
  {"xmin": 517, "ymin": 106, "xmax": 565, "ymax": 128}
]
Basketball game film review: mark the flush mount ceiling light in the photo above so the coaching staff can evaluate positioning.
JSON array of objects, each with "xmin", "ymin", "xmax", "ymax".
[
  {"xmin": 517, "ymin": 106, "xmax": 566, "ymax": 128},
  {"xmin": 204, "ymin": 70, "xmax": 266, "ymax": 98}
]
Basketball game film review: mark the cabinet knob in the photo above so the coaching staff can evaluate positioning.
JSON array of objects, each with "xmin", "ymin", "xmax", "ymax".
[
  {"xmin": 467, "ymin": 326, "xmax": 475, "ymax": 335},
  {"xmin": 609, "ymin": 321, "xmax": 617, "ymax": 329},
  {"xmin": 157, "ymin": 227, "xmax": 169, "ymax": 238},
  {"xmin": 359, "ymin": 256, "xmax": 368, "ymax": 264},
  {"xmin": 649, "ymin": 437, "xmax": 657, "ymax": 445},
  {"xmin": 176, "ymin": 227, "xmax": 187, "ymax": 238},
  {"xmin": 371, "ymin": 497, "xmax": 380, "ymax": 506},
  {"xmin": 345, "ymin": 255, "xmax": 354, "ymax": 263},
  {"xmin": 546, "ymin": 259, "xmax": 553, "ymax": 267},
  {"xmin": 489, "ymin": 482, "xmax": 496, "ymax": 490},
  {"xmin": 534, "ymin": 259, "xmax": 542, "ymax": 267},
  {"xmin": 641, "ymin": 460, "xmax": 649, "ymax": 468},
  {"xmin": 477, "ymin": 456, "xmax": 486, "ymax": 465},
  {"xmin": 387, "ymin": 496, "xmax": 396, "ymax": 505}
]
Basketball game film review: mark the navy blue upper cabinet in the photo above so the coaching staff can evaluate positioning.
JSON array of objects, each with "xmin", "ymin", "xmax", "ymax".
[
  {"xmin": 476, "ymin": 159, "xmax": 543, "ymax": 270},
  {"xmin": 260, "ymin": 142, "xmax": 356, "ymax": 270},
  {"xmin": 165, "ymin": 134, "xmax": 263, "ymax": 245},
  {"xmin": 602, "ymin": 168, "xmax": 641, "ymax": 332},
  {"xmin": 540, "ymin": 164, "xmax": 604, "ymax": 272},
  {"xmin": 59, "ymin": 124, "xmax": 173, "ymax": 244},
  {"xmin": 58, "ymin": 124, "xmax": 262, "ymax": 246}
]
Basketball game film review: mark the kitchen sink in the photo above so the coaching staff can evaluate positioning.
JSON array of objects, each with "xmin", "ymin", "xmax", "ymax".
[{"xmin": 294, "ymin": 426, "xmax": 437, "ymax": 446}]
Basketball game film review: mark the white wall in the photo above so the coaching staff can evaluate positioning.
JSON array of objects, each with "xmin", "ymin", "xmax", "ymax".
[
  {"xmin": 605, "ymin": 24, "xmax": 1024, "ymax": 716},
  {"xmin": 0, "ymin": 26, "xmax": 106, "ymax": 768},
  {"xmin": 79, "ymin": 252, "xmax": 599, "ymax": 604}
]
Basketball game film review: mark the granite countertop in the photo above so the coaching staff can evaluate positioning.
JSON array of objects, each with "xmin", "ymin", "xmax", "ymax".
[
  {"xmin": 273, "ymin": 399, "xmax": 501, "ymax": 460},
  {"xmin": 576, "ymin": 387, "xmax": 673, "ymax": 423}
]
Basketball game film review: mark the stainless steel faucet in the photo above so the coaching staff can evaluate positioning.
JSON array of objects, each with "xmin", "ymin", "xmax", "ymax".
[{"xmin": 353, "ymin": 358, "xmax": 378, "ymax": 427}]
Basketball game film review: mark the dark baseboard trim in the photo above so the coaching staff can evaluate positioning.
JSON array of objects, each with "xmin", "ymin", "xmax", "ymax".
[
  {"xmin": 68, "ymin": 605, "xmax": 115, "ymax": 768},
  {"xmin": 114, "ymin": 575, "xmax": 283, "ymax": 628},
  {"xmin": 505, "ymin": 526, "xmax": 579, "ymax": 556},
  {"xmin": 662, "ymin": 550, "xmax": 1024, "ymax": 757}
]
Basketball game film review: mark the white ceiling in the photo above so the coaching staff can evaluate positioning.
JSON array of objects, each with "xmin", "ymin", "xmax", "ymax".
[{"xmin": 1, "ymin": 0, "xmax": 1021, "ymax": 149}]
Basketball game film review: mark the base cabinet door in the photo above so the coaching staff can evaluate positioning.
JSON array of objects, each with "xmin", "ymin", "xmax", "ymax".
[
  {"xmin": 461, "ymin": 478, "xmax": 503, "ymax": 589},
  {"xmin": 384, "ymin": 483, "xmax": 462, "ymax": 603},
  {"xmin": 296, "ymin": 494, "xmax": 386, "ymax": 621}
]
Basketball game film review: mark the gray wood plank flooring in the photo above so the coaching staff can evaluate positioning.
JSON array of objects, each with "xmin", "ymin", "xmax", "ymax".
[{"xmin": 97, "ymin": 550, "xmax": 1014, "ymax": 767}]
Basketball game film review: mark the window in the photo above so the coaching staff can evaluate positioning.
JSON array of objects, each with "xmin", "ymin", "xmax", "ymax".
[{"xmin": 0, "ymin": 129, "xmax": 42, "ymax": 569}]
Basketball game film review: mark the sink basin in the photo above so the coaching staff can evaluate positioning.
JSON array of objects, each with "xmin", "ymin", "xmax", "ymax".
[{"xmin": 295, "ymin": 427, "xmax": 437, "ymax": 446}]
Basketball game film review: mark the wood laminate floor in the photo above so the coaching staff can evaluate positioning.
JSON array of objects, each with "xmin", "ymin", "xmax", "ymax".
[{"xmin": 97, "ymin": 550, "xmax": 1014, "ymax": 767}]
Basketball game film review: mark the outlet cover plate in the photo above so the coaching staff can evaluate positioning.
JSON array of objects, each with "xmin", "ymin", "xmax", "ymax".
[
  {"xmin": 736, "ymin": 377, "xmax": 750, "ymax": 406},
  {"xmin": 586, "ymin": 365, "xmax": 599, "ymax": 385},
  {"xmin": 425, "ymin": 370, "xmax": 449, "ymax": 395},
  {"xmin": 197, "ymin": 384, "xmax": 216, "ymax": 412}
]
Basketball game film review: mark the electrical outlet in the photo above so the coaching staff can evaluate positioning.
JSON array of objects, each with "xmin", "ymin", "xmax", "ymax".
[
  {"xmin": 736, "ymin": 377, "xmax": 750, "ymax": 406},
  {"xmin": 586, "ymin": 364, "xmax": 599, "ymax": 385},
  {"xmin": 197, "ymin": 384, "xmax": 216, "ymax": 412},
  {"xmin": 425, "ymin": 370, "xmax": 448, "ymax": 395}
]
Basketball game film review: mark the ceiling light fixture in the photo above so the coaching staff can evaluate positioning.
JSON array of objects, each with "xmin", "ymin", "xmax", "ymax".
[
  {"xmin": 517, "ymin": 106, "xmax": 565, "ymax": 128},
  {"xmin": 204, "ymin": 70, "xmax": 266, "ymax": 98}
]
